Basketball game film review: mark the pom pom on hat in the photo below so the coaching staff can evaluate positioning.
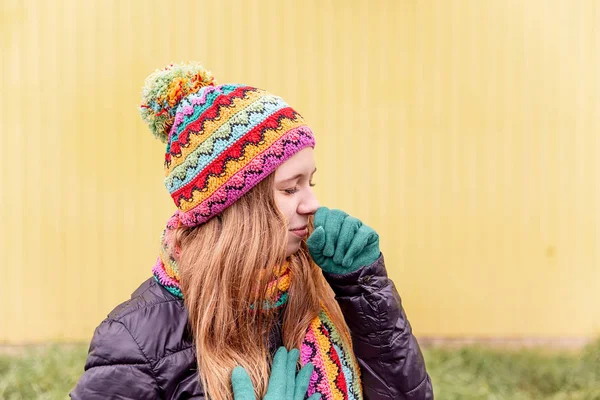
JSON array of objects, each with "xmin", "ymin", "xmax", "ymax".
[{"xmin": 140, "ymin": 62, "xmax": 215, "ymax": 143}]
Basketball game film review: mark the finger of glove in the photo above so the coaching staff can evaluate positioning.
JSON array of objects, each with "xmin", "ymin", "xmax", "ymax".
[
  {"xmin": 342, "ymin": 225, "xmax": 375, "ymax": 268},
  {"xmin": 323, "ymin": 209, "xmax": 348, "ymax": 257},
  {"xmin": 285, "ymin": 349, "xmax": 300, "ymax": 399},
  {"xmin": 265, "ymin": 347, "xmax": 288, "ymax": 399},
  {"xmin": 313, "ymin": 207, "xmax": 330, "ymax": 229},
  {"xmin": 307, "ymin": 226, "xmax": 326, "ymax": 256},
  {"xmin": 293, "ymin": 363, "xmax": 315, "ymax": 400},
  {"xmin": 353, "ymin": 234, "xmax": 380, "ymax": 267},
  {"xmin": 363, "ymin": 230, "xmax": 380, "ymax": 255},
  {"xmin": 333, "ymin": 216, "xmax": 361, "ymax": 265},
  {"xmin": 231, "ymin": 366, "xmax": 256, "ymax": 400},
  {"xmin": 307, "ymin": 394, "xmax": 322, "ymax": 400}
]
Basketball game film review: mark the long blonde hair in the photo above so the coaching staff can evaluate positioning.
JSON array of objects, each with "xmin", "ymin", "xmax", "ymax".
[{"xmin": 171, "ymin": 173, "xmax": 351, "ymax": 400}]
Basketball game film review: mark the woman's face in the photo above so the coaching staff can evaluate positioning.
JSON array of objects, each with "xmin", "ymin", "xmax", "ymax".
[{"xmin": 273, "ymin": 147, "xmax": 320, "ymax": 257}]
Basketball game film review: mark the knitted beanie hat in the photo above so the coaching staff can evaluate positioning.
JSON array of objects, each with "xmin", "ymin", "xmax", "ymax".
[{"xmin": 140, "ymin": 62, "xmax": 316, "ymax": 227}]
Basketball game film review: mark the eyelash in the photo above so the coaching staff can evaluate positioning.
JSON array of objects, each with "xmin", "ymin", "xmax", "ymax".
[{"xmin": 284, "ymin": 183, "xmax": 316, "ymax": 194}]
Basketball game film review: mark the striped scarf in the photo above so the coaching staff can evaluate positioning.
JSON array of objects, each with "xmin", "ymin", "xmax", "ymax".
[{"xmin": 152, "ymin": 212, "xmax": 363, "ymax": 400}]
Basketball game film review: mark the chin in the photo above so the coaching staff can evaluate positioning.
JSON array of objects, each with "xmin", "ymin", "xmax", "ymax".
[
  {"xmin": 285, "ymin": 249, "xmax": 296, "ymax": 258},
  {"xmin": 285, "ymin": 244, "xmax": 301, "ymax": 258}
]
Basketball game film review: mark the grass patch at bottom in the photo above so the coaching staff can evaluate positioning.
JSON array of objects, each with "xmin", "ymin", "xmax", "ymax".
[
  {"xmin": 0, "ymin": 344, "xmax": 88, "ymax": 400},
  {"xmin": 0, "ymin": 338, "xmax": 599, "ymax": 399},
  {"xmin": 424, "ymin": 338, "xmax": 600, "ymax": 399}
]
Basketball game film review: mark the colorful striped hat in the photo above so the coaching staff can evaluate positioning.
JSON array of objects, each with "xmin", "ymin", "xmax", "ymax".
[{"xmin": 140, "ymin": 62, "xmax": 316, "ymax": 227}]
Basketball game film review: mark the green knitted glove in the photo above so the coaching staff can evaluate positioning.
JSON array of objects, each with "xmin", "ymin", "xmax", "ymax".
[
  {"xmin": 231, "ymin": 347, "xmax": 321, "ymax": 400},
  {"xmin": 307, "ymin": 207, "xmax": 380, "ymax": 275}
]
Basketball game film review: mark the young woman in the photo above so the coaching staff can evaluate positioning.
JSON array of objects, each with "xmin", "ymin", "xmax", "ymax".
[{"xmin": 70, "ymin": 63, "xmax": 433, "ymax": 400}]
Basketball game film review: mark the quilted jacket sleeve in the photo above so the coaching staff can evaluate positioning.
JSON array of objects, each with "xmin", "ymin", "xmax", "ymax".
[
  {"xmin": 323, "ymin": 253, "xmax": 434, "ymax": 400},
  {"xmin": 70, "ymin": 318, "xmax": 162, "ymax": 399}
]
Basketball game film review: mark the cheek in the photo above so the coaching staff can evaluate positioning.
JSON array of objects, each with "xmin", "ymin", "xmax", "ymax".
[
  {"xmin": 274, "ymin": 193, "xmax": 298, "ymax": 223},
  {"xmin": 280, "ymin": 203, "xmax": 296, "ymax": 224}
]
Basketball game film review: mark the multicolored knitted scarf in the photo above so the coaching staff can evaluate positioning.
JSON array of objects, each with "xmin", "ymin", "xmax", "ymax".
[{"xmin": 153, "ymin": 213, "xmax": 363, "ymax": 400}]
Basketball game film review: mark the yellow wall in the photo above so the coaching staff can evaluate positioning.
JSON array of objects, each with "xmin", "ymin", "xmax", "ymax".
[{"xmin": 1, "ymin": 0, "xmax": 598, "ymax": 343}]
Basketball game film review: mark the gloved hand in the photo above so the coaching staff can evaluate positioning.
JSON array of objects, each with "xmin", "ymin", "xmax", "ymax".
[
  {"xmin": 307, "ymin": 207, "xmax": 380, "ymax": 275},
  {"xmin": 231, "ymin": 347, "xmax": 321, "ymax": 400}
]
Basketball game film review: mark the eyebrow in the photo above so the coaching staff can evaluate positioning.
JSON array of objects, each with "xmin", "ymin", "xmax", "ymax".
[{"xmin": 278, "ymin": 168, "xmax": 317, "ymax": 184}]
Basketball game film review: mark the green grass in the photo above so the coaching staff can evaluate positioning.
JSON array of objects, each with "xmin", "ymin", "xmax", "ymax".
[
  {"xmin": 0, "ymin": 339, "xmax": 599, "ymax": 399},
  {"xmin": 424, "ymin": 339, "xmax": 600, "ymax": 400},
  {"xmin": 0, "ymin": 344, "xmax": 88, "ymax": 400}
]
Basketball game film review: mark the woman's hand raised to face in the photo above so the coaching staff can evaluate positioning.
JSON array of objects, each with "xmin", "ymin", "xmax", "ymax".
[
  {"xmin": 307, "ymin": 207, "xmax": 380, "ymax": 275},
  {"xmin": 231, "ymin": 347, "xmax": 321, "ymax": 400}
]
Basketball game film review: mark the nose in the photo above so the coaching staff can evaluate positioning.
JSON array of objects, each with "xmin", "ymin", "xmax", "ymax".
[{"xmin": 298, "ymin": 186, "xmax": 320, "ymax": 216}]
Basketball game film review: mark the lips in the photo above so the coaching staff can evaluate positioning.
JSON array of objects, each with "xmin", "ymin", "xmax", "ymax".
[{"xmin": 290, "ymin": 226, "xmax": 308, "ymax": 238}]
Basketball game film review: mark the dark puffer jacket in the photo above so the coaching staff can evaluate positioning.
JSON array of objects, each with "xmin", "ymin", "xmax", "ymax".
[{"xmin": 70, "ymin": 255, "xmax": 433, "ymax": 399}]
